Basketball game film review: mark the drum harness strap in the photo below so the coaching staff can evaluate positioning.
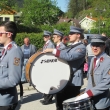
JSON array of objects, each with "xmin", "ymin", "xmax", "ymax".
[
  {"xmin": 62, "ymin": 42, "xmax": 82, "ymax": 51},
  {"xmin": 91, "ymin": 60, "xmax": 96, "ymax": 87},
  {"xmin": 90, "ymin": 60, "xmax": 97, "ymax": 109}
]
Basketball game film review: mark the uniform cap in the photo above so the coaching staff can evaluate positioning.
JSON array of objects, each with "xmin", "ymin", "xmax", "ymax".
[
  {"xmin": 70, "ymin": 26, "xmax": 84, "ymax": 34},
  {"xmin": 53, "ymin": 29, "xmax": 64, "ymax": 37},
  {"xmin": 43, "ymin": 30, "xmax": 52, "ymax": 36},
  {"xmin": 90, "ymin": 34, "xmax": 108, "ymax": 43}
]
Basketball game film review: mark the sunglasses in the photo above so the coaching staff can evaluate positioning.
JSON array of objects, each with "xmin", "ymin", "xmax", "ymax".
[
  {"xmin": 69, "ymin": 32, "xmax": 77, "ymax": 35},
  {"xmin": 0, "ymin": 32, "xmax": 13, "ymax": 36},
  {"xmin": 91, "ymin": 42, "xmax": 105, "ymax": 47}
]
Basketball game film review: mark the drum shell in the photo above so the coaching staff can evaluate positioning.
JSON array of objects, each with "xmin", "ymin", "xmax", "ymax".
[
  {"xmin": 63, "ymin": 98, "xmax": 93, "ymax": 110},
  {"xmin": 25, "ymin": 52, "xmax": 41, "ymax": 82}
]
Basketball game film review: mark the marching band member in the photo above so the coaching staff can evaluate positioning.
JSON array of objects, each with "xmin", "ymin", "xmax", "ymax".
[
  {"xmin": 75, "ymin": 35, "xmax": 110, "ymax": 110},
  {"xmin": 43, "ymin": 26, "xmax": 86, "ymax": 110},
  {"xmin": 40, "ymin": 30, "xmax": 55, "ymax": 105},
  {"xmin": 42, "ymin": 30, "xmax": 55, "ymax": 50},
  {"xmin": 0, "ymin": 21, "xmax": 23, "ymax": 110},
  {"xmin": 52, "ymin": 29, "xmax": 66, "ymax": 50}
]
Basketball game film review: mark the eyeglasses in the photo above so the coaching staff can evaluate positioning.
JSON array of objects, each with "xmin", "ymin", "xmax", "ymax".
[{"xmin": 0, "ymin": 32, "xmax": 13, "ymax": 36}]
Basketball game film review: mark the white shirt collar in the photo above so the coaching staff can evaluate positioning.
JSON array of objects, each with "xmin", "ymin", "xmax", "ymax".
[
  {"xmin": 4, "ymin": 41, "xmax": 13, "ymax": 50},
  {"xmin": 45, "ymin": 40, "xmax": 50, "ymax": 44},
  {"xmin": 57, "ymin": 42, "xmax": 62, "ymax": 46},
  {"xmin": 72, "ymin": 40, "xmax": 81, "ymax": 45}
]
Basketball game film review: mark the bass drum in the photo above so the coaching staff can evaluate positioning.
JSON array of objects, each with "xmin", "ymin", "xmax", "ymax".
[{"xmin": 25, "ymin": 52, "xmax": 71, "ymax": 94}]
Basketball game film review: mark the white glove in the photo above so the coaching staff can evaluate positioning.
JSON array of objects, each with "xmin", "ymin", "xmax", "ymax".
[{"xmin": 74, "ymin": 93, "xmax": 89, "ymax": 101}]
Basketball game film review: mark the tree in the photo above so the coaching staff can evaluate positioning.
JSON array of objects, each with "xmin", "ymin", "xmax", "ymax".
[
  {"xmin": 66, "ymin": 0, "xmax": 87, "ymax": 18},
  {"xmin": 0, "ymin": 0, "xmax": 17, "ymax": 7},
  {"xmin": 0, "ymin": 0, "xmax": 20, "ymax": 11},
  {"xmin": 20, "ymin": 0, "xmax": 63, "ymax": 26}
]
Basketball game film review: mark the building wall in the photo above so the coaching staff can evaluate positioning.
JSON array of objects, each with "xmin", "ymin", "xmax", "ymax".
[
  {"xmin": 80, "ymin": 17, "xmax": 95, "ymax": 31},
  {"xmin": 0, "ymin": 15, "xmax": 14, "ymax": 21}
]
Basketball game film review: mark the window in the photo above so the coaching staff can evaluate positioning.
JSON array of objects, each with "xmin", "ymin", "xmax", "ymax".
[{"xmin": 5, "ymin": 17, "xmax": 10, "ymax": 22}]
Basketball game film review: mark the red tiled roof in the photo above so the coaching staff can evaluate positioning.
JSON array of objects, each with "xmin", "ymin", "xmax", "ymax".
[
  {"xmin": 86, "ymin": 16, "xmax": 97, "ymax": 21},
  {"xmin": 58, "ymin": 17, "xmax": 81, "ymax": 27}
]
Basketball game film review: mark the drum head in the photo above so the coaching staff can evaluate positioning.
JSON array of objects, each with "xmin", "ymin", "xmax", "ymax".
[{"xmin": 30, "ymin": 53, "xmax": 70, "ymax": 94}]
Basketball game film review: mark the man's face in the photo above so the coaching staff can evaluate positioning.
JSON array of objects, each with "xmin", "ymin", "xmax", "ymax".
[
  {"xmin": 24, "ymin": 38, "xmax": 30, "ymax": 45},
  {"xmin": 91, "ymin": 43, "xmax": 105, "ymax": 56},
  {"xmin": 0, "ymin": 26, "xmax": 11, "ymax": 46},
  {"xmin": 69, "ymin": 32, "xmax": 80, "ymax": 42},
  {"xmin": 43, "ymin": 36, "xmax": 50, "ymax": 42},
  {"xmin": 52, "ymin": 35, "xmax": 60, "ymax": 44}
]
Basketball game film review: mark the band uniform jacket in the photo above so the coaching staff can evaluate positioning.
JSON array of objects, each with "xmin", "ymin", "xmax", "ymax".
[
  {"xmin": 56, "ymin": 42, "xmax": 66, "ymax": 50},
  {"xmin": 43, "ymin": 40, "xmax": 55, "ymax": 51},
  {"xmin": 55, "ymin": 42, "xmax": 86, "ymax": 86},
  {"xmin": 0, "ymin": 42, "xmax": 23, "ymax": 106},
  {"xmin": 85, "ymin": 53, "xmax": 110, "ymax": 109}
]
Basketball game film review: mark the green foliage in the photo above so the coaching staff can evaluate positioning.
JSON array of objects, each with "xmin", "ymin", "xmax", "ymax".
[
  {"xmin": 53, "ymin": 22, "xmax": 70, "ymax": 36},
  {"xmin": 17, "ymin": 24, "xmax": 42, "ymax": 33},
  {"xmin": 40, "ymin": 22, "xmax": 70, "ymax": 35},
  {"xmin": 67, "ymin": 0, "xmax": 110, "ymax": 19},
  {"xmin": 20, "ymin": 0, "xmax": 63, "ymax": 26},
  {"xmin": 0, "ymin": 0, "xmax": 19, "ymax": 10},
  {"xmin": 15, "ymin": 22, "xmax": 71, "ymax": 49},
  {"xmin": 67, "ymin": 0, "xmax": 87, "ymax": 18},
  {"xmin": 16, "ymin": 22, "xmax": 71, "ymax": 35},
  {"xmin": 15, "ymin": 33, "xmax": 44, "ymax": 49},
  {"xmin": 91, "ymin": 28, "xmax": 110, "ymax": 37}
]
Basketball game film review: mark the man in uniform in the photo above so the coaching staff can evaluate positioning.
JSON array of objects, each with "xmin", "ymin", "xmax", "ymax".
[
  {"xmin": 75, "ymin": 34, "xmax": 110, "ymax": 110},
  {"xmin": 0, "ymin": 21, "xmax": 23, "ymax": 110},
  {"xmin": 52, "ymin": 29, "xmax": 66, "ymax": 50},
  {"xmin": 42, "ymin": 30, "xmax": 55, "ymax": 50},
  {"xmin": 40, "ymin": 30, "xmax": 55, "ymax": 105},
  {"xmin": 43, "ymin": 26, "xmax": 86, "ymax": 110}
]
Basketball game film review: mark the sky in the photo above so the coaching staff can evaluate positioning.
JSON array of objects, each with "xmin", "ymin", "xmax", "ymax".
[{"xmin": 56, "ymin": 0, "xmax": 68, "ymax": 12}]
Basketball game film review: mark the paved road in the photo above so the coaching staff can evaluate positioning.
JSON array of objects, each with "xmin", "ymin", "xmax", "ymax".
[{"xmin": 16, "ymin": 77, "xmax": 88, "ymax": 110}]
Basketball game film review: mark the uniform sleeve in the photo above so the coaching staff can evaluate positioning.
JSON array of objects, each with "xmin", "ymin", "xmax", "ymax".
[
  {"xmin": 52, "ymin": 44, "xmax": 55, "ymax": 49},
  {"xmin": 0, "ymin": 49, "xmax": 23, "ymax": 89},
  {"xmin": 55, "ymin": 46, "xmax": 86, "ymax": 61},
  {"xmin": 86, "ymin": 63, "xmax": 110, "ymax": 97}
]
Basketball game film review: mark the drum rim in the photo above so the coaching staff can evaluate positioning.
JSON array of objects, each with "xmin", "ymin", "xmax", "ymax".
[
  {"xmin": 63, "ymin": 97, "xmax": 91, "ymax": 104},
  {"xmin": 30, "ymin": 52, "xmax": 71, "ymax": 94}
]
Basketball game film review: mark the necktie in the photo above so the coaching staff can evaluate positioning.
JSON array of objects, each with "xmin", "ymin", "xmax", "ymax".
[{"xmin": 94, "ymin": 58, "xmax": 97, "ymax": 69}]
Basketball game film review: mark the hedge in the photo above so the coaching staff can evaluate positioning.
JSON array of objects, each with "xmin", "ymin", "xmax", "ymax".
[
  {"xmin": 15, "ymin": 33, "xmax": 44, "ymax": 49},
  {"xmin": 15, "ymin": 23, "xmax": 71, "ymax": 49}
]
